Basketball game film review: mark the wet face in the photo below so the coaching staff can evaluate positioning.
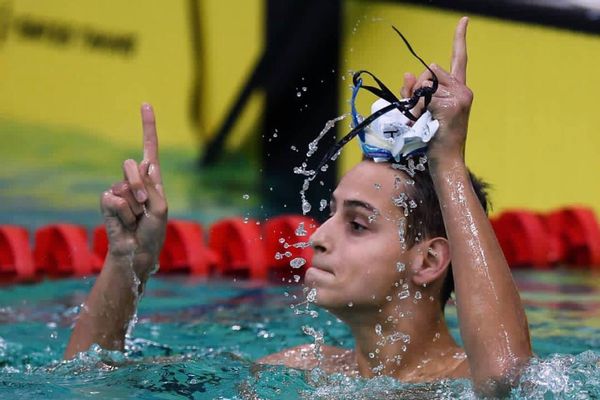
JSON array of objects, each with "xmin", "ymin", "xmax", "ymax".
[{"xmin": 305, "ymin": 160, "xmax": 418, "ymax": 313}]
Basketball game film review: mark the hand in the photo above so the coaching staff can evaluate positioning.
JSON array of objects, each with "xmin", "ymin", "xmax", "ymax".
[
  {"xmin": 100, "ymin": 104, "xmax": 168, "ymax": 280},
  {"xmin": 400, "ymin": 17, "xmax": 472, "ymax": 164}
]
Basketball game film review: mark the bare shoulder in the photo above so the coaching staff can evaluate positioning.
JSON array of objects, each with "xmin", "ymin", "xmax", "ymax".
[{"xmin": 258, "ymin": 344, "xmax": 357, "ymax": 374}]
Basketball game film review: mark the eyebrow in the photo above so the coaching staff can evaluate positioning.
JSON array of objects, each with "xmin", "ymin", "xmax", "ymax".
[{"xmin": 331, "ymin": 196, "xmax": 378, "ymax": 213}]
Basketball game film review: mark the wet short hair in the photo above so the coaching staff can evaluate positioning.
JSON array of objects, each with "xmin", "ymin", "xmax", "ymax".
[{"xmin": 400, "ymin": 161, "xmax": 490, "ymax": 310}]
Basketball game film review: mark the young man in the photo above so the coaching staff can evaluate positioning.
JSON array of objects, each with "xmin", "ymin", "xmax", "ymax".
[{"xmin": 65, "ymin": 17, "xmax": 532, "ymax": 397}]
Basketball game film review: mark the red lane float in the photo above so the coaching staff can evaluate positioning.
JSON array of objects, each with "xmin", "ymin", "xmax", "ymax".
[
  {"xmin": 1, "ymin": 208, "xmax": 596, "ymax": 283},
  {"xmin": 544, "ymin": 207, "xmax": 600, "ymax": 267},
  {"xmin": 159, "ymin": 220, "xmax": 216, "ymax": 275},
  {"xmin": 263, "ymin": 215, "xmax": 318, "ymax": 276},
  {"xmin": 0, "ymin": 225, "xmax": 36, "ymax": 281},
  {"xmin": 208, "ymin": 218, "xmax": 267, "ymax": 279},
  {"xmin": 34, "ymin": 224, "xmax": 94, "ymax": 276},
  {"xmin": 491, "ymin": 211, "xmax": 550, "ymax": 268}
]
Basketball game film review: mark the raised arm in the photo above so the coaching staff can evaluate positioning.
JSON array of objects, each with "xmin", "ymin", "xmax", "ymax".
[
  {"xmin": 64, "ymin": 104, "xmax": 168, "ymax": 359},
  {"xmin": 412, "ymin": 17, "xmax": 532, "ymax": 395}
]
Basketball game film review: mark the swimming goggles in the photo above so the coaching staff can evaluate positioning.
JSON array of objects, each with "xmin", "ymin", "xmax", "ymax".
[{"xmin": 317, "ymin": 26, "xmax": 438, "ymax": 170}]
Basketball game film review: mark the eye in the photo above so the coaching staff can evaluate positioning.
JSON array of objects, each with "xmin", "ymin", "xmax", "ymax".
[{"xmin": 349, "ymin": 220, "xmax": 367, "ymax": 233}]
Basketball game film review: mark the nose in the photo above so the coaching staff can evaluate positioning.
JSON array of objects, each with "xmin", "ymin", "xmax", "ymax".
[{"xmin": 310, "ymin": 218, "xmax": 333, "ymax": 254}]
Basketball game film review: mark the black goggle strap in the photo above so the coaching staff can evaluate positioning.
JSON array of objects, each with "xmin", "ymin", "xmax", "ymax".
[
  {"xmin": 352, "ymin": 70, "xmax": 418, "ymax": 122},
  {"xmin": 391, "ymin": 25, "xmax": 438, "ymax": 107},
  {"xmin": 315, "ymin": 26, "xmax": 438, "ymax": 172},
  {"xmin": 316, "ymin": 102, "xmax": 398, "ymax": 172}
]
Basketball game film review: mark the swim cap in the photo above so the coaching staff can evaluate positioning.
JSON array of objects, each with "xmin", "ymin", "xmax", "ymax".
[{"xmin": 356, "ymin": 98, "xmax": 439, "ymax": 163}]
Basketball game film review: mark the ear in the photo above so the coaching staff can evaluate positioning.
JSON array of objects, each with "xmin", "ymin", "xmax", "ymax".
[{"xmin": 409, "ymin": 237, "xmax": 451, "ymax": 287}]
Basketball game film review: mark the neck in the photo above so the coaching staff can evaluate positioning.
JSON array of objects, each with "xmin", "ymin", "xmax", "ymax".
[{"xmin": 337, "ymin": 299, "xmax": 462, "ymax": 380}]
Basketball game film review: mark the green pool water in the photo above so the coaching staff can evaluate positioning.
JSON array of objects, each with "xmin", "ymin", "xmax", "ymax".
[{"xmin": 1, "ymin": 269, "xmax": 599, "ymax": 399}]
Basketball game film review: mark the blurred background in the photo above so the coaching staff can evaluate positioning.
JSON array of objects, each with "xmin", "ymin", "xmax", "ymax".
[{"xmin": 0, "ymin": 0, "xmax": 598, "ymax": 230}]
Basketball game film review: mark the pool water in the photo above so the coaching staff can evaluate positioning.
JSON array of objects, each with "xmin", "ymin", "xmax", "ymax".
[{"xmin": 1, "ymin": 270, "xmax": 599, "ymax": 399}]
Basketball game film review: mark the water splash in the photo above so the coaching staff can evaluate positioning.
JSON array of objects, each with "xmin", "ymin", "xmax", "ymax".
[
  {"xmin": 391, "ymin": 155, "xmax": 427, "ymax": 178},
  {"xmin": 294, "ymin": 114, "xmax": 349, "ymax": 216}
]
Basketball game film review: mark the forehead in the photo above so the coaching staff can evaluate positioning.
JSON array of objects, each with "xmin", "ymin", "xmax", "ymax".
[{"xmin": 334, "ymin": 161, "xmax": 411, "ymax": 211}]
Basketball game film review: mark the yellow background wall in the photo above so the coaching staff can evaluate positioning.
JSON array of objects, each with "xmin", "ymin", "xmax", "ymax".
[
  {"xmin": 0, "ymin": 0, "xmax": 263, "ymax": 150},
  {"xmin": 341, "ymin": 2, "xmax": 599, "ymax": 216},
  {"xmin": 0, "ymin": 1, "xmax": 597, "ymax": 216}
]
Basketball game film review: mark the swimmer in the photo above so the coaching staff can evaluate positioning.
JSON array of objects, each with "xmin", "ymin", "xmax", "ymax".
[{"xmin": 65, "ymin": 17, "xmax": 532, "ymax": 397}]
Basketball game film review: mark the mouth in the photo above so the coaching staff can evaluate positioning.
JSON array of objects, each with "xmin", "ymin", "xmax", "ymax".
[{"xmin": 309, "ymin": 263, "xmax": 334, "ymax": 275}]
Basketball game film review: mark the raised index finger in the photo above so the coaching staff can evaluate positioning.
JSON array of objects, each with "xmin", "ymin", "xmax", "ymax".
[
  {"xmin": 141, "ymin": 103, "xmax": 159, "ymax": 165},
  {"xmin": 450, "ymin": 16, "xmax": 469, "ymax": 84}
]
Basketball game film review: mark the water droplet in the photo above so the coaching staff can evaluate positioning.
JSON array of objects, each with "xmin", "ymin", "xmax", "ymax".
[
  {"xmin": 396, "ymin": 262, "xmax": 405, "ymax": 272},
  {"xmin": 375, "ymin": 324, "xmax": 382, "ymax": 335},
  {"xmin": 293, "ymin": 274, "xmax": 301, "ymax": 283},
  {"xmin": 398, "ymin": 290, "xmax": 410, "ymax": 300},
  {"xmin": 414, "ymin": 291, "xmax": 422, "ymax": 300},
  {"xmin": 295, "ymin": 222, "xmax": 307, "ymax": 237},
  {"xmin": 369, "ymin": 352, "xmax": 375, "ymax": 359},
  {"xmin": 374, "ymin": 183, "xmax": 381, "ymax": 190},
  {"xmin": 347, "ymin": 302, "xmax": 353, "ymax": 307},
  {"xmin": 319, "ymin": 199, "xmax": 327, "ymax": 211},
  {"xmin": 242, "ymin": 194, "xmax": 249, "ymax": 200},
  {"xmin": 290, "ymin": 257, "xmax": 306, "ymax": 269},
  {"xmin": 278, "ymin": 238, "xmax": 285, "ymax": 244},
  {"xmin": 302, "ymin": 86, "xmax": 307, "ymax": 92},
  {"xmin": 296, "ymin": 92, "xmax": 302, "ymax": 97},
  {"xmin": 302, "ymin": 199, "xmax": 312, "ymax": 215}
]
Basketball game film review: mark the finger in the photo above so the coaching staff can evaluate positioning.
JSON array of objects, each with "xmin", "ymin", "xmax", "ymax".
[
  {"xmin": 141, "ymin": 103, "xmax": 160, "ymax": 162},
  {"xmin": 410, "ymin": 68, "xmax": 435, "ymax": 113},
  {"xmin": 429, "ymin": 63, "xmax": 453, "ymax": 87},
  {"xmin": 413, "ymin": 68, "xmax": 434, "ymax": 91},
  {"xmin": 123, "ymin": 159, "xmax": 147, "ymax": 203},
  {"xmin": 450, "ymin": 16, "xmax": 469, "ymax": 84},
  {"xmin": 112, "ymin": 181, "xmax": 144, "ymax": 216},
  {"xmin": 400, "ymin": 73, "xmax": 416, "ymax": 98},
  {"xmin": 102, "ymin": 190, "xmax": 137, "ymax": 230},
  {"xmin": 141, "ymin": 103, "xmax": 163, "ymax": 185},
  {"xmin": 140, "ymin": 160, "xmax": 168, "ymax": 217}
]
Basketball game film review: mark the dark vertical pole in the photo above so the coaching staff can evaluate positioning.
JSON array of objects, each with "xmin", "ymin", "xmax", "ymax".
[
  {"xmin": 263, "ymin": 0, "xmax": 341, "ymax": 219},
  {"xmin": 188, "ymin": 0, "xmax": 203, "ymax": 132}
]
